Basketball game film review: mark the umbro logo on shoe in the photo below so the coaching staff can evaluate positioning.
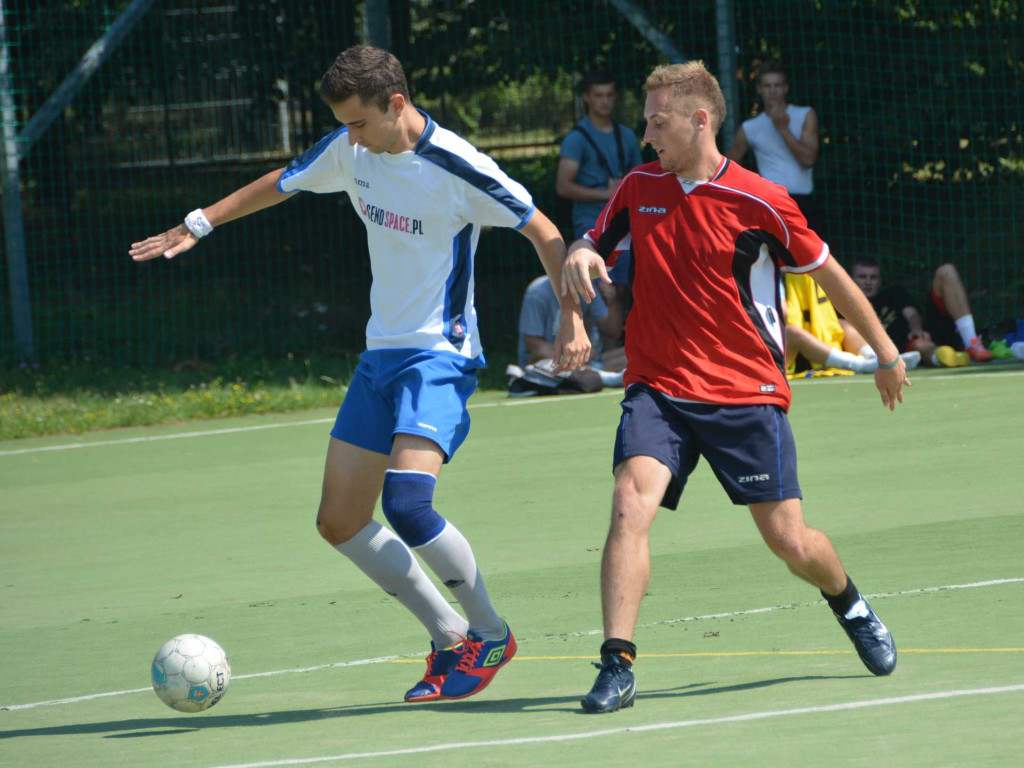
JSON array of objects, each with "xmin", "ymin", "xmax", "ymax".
[{"xmin": 482, "ymin": 644, "xmax": 507, "ymax": 667}]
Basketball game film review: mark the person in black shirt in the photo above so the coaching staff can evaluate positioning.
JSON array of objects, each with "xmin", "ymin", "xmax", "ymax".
[{"xmin": 850, "ymin": 258, "xmax": 992, "ymax": 366}]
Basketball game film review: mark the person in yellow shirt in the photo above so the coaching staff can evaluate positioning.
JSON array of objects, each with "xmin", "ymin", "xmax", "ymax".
[{"xmin": 784, "ymin": 272, "xmax": 919, "ymax": 377}]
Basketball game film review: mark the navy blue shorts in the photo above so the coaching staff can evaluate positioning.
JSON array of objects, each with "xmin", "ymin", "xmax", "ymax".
[{"xmin": 613, "ymin": 384, "xmax": 802, "ymax": 509}]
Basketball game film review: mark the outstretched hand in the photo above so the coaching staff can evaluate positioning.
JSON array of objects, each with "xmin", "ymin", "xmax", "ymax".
[
  {"xmin": 874, "ymin": 360, "xmax": 911, "ymax": 411},
  {"xmin": 129, "ymin": 224, "xmax": 198, "ymax": 261}
]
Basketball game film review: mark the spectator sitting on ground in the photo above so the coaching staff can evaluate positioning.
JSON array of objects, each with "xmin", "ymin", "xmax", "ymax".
[
  {"xmin": 787, "ymin": 325, "xmax": 920, "ymax": 376},
  {"xmin": 850, "ymin": 259, "xmax": 992, "ymax": 367},
  {"xmin": 784, "ymin": 272, "xmax": 920, "ymax": 377},
  {"xmin": 510, "ymin": 275, "xmax": 625, "ymax": 392}
]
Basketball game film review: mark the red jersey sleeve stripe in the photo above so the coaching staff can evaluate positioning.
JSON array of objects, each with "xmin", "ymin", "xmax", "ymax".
[{"xmin": 781, "ymin": 243, "xmax": 830, "ymax": 273}]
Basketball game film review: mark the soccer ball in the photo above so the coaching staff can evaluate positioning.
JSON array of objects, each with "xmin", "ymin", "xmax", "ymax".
[{"xmin": 151, "ymin": 634, "xmax": 231, "ymax": 712}]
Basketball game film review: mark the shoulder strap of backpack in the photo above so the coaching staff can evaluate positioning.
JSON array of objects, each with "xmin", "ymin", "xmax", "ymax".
[
  {"xmin": 569, "ymin": 125, "xmax": 614, "ymax": 178},
  {"xmin": 613, "ymin": 123, "xmax": 626, "ymax": 176}
]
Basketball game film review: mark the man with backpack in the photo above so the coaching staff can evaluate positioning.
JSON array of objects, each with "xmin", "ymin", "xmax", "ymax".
[{"xmin": 556, "ymin": 69, "xmax": 644, "ymax": 241}]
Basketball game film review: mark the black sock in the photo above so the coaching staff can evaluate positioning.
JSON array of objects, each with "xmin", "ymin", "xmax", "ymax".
[
  {"xmin": 600, "ymin": 638, "xmax": 637, "ymax": 666},
  {"xmin": 822, "ymin": 575, "xmax": 860, "ymax": 616}
]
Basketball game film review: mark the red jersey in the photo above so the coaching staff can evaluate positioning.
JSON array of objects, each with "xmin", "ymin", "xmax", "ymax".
[{"xmin": 586, "ymin": 157, "xmax": 829, "ymax": 411}]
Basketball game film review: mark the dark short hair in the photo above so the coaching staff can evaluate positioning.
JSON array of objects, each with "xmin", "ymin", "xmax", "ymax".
[
  {"xmin": 756, "ymin": 59, "xmax": 787, "ymax": 83},
  {"xmin": 850, "ymin": 257, "xmax": 881, "ymax": 271},
  {"xmin": 581, "ymin": 68, "xmax": 617, "ymax": 93},
  {"xmin": 319, "ymin": 45, "xmax": 410, "ymax": 111}
]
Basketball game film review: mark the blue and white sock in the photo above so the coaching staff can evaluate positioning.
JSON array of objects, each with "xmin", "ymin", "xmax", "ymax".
[{"xmin": 381, "ymin": 469, "xmax": 504, "ymax": 640}]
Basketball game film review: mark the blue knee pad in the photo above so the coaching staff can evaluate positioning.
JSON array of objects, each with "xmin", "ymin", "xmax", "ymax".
[{"xmin": 381, "ymin": 470, "xmax": 446, "ymax": 547}]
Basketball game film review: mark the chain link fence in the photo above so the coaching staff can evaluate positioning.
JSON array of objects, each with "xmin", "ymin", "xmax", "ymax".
[{"xmin": 2, "ymin": 0, "xmax": 1021, "ymax": 368}]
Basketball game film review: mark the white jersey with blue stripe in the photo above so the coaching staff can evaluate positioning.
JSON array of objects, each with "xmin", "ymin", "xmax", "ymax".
[{"xmin": 277, "ymin": 111, "xmax": 535, "ymax": 359}]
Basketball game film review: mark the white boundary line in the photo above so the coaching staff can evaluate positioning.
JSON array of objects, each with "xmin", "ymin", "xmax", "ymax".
[
  {"xmin": 3, "ymin": 577, "xmax": 1020, "ymax": 713},
  {"xmin": 203, "ymin": 683, "xmax": 1024, "ymax": 768},
  {"xmin": 3, "ymin": 367, "xmax": 1021, "ymax": 457},
  {"xmin": 0, "ymin": 418, "xmax": 336, "ymax": 457}
]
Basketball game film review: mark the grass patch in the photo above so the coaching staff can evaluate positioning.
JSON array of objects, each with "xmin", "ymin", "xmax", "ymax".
[
  {"xmin": 0, "ymin": 353, "xmax": 516, "ymax": 441},
  {"xmin": 0, "ymin": 355, "xmax": 359, "ymax": 441}
]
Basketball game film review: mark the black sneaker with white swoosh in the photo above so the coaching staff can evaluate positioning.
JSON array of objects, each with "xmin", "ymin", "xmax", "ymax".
[
  {"xmin": 834, "ymin": 597, "xmax": 897, "ymax": 676},
  {"xmin": 581, "ymin": 653, "xmax": 637, "ymax": 713}
]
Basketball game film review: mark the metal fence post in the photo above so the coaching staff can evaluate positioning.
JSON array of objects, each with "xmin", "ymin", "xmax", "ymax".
[
  {"xmin": 364, "ymin": 0, "xmax": 392, "ymax": 49},
  {"xmin": 715, "ymin": 0, "xmax": 739, "ymax": 151},
  {"xmin": 0, "ymin": 0, "xmax": 34, "ymax": 360}
]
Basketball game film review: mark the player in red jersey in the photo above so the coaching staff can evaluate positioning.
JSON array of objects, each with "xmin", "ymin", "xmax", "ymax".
[{"xmin": 561, "ymin": 61, "xmax": 910, "ymax": 713}]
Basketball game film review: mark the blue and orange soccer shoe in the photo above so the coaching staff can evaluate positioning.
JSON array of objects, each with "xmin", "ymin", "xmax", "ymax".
[
  {"xmin": 404, "ymin": 642, "xmax": 462, "ymax": 703},
  {"xmin": 439, "ymin": 622, "xmax": 517, "ymax": 699}
]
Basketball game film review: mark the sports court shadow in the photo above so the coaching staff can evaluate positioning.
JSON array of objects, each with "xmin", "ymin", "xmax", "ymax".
[
  {"xmin": 2, "ymin": 696, "xmax": 578, "ymax": 741},
  {"xmin": 1, "ymin": 674, "xmax": 867, "ymax": 739},
  {"xmin": 0, "ymin": 707, "xmax": 395, "ymax": 740},
  {"xmin": 637, "ymin": 673, "xmax": 868, "ymax": 703},
  {"xmin": 1, "ymin": 692, "xmax": 596, "ymax": 741},
  {"xmin": 435, "ymin": 674, "xmax": 867, "ymax": 714}
]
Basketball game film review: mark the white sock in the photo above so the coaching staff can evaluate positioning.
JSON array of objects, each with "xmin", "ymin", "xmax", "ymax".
[
  {"xmin": 858, "ymin": 344, "xmax": 878, "ymax": 361},
  {"xmin": 931, "ymin": 353, "xmax": 940, "ymax": 366},
  {"xmin": 336, "ymin": 521, "xmax": 467, "ymax": 648},
  {"xmin": 415, "ymin": 522, "xmax": 505, "ymax": 639},
  {"xmin": 826, "ymin": 348, "xmax": 877, "ymax": 373},
  {"xmin": 955, "ymin": 314, "xmax": 978, "ymax": 347}
]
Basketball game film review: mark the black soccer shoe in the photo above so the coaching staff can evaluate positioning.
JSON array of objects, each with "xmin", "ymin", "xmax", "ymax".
[
  {"xmin": 834, "ymin": 599, "xmax": 897, "ymax": 676},
  {"xmin": 580, "ymin": 653, "xmax": 637, "ymax": 713}
]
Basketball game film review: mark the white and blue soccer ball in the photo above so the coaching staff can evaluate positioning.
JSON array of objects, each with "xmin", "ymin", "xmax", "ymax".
[{"xmin": 151, "ymin": 634, "xmax": 231, "ymax": 712}]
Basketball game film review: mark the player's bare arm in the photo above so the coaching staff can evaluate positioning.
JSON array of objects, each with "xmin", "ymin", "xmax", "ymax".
[
  {"xmin": 562, "ymin": 237, "xmax": 611, "ymax": 305},
  {"xmin": 130, "ymin": 168, "xmax": 290, "ymax": 261},
  {"xmin": 556, "ymin": 157, "xmax": 617, "ymax": 202},
  {"xmin": 520, "ymin": 210, "xmax": 590, "ymax": 371},
  {"xmin": 812, "ymin": 256, "xmax": 910, "ymax": 410}
]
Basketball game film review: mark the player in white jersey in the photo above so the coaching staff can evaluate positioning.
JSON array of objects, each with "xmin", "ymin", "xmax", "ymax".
[{"xmin": 131, "ymin": 44, "xmax": 589, "ymax": 703}]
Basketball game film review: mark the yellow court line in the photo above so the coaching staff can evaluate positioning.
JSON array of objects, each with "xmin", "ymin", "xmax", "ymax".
[{"xmin": 388, "ymin": 648, "xmax": 1024, "ymax": 662}]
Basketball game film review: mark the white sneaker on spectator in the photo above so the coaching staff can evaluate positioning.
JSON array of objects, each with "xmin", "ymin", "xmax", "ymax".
[
  {"xmin": 899, "ymin": 351, "xmax": 921, "ymax": 371},
  {"xmin": 597, "ymin": 369, "xmax": 624, "ymax": 387}
]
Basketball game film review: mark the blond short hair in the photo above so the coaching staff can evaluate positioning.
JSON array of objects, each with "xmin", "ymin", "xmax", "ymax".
[{"xmin": 645, "ymin": 61, "xmax": 727, "ymax": 132}]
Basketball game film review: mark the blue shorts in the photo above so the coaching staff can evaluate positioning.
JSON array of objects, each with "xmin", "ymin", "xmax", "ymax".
[
  {"xmin": 613, "ymin": 384, "xmax": 802, "ymax": 509},
  {"xmin": 331, "ymin": 349, "xmax": 483, "ymax": 462}
]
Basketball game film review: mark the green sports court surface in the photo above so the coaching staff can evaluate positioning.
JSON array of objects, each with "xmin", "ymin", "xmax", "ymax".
[{"xmin": 2, "ymin": 366, "xmax": 1023, "ymax": 767}]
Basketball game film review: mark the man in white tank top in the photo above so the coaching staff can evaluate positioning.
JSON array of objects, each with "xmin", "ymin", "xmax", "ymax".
[{"xmin": 728, "ymin": 60, "xmax": 823, "ymax": 236}]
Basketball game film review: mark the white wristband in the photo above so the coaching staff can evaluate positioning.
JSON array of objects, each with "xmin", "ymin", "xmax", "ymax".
[{"xmin": 184, "ymin": 208, "xmax": 214, "ymax": 238}]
